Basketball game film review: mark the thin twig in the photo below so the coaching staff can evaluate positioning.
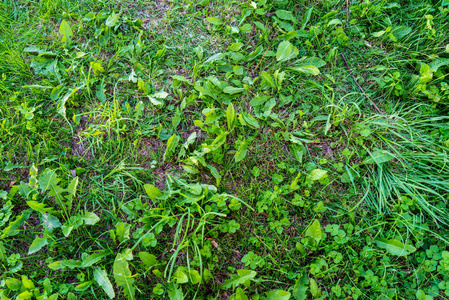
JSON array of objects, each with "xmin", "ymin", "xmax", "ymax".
[
  {"xmin": 252, "ymin": 28, "xmax": 279, "ymax": 76},
  {"xmin": 340, "ymin": 53, "xmax": 382, "ymax": 114}
]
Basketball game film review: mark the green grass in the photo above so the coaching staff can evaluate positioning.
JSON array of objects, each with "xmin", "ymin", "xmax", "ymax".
[{"xmin": 1, "ymin": 0, "xmax": 449, "ymax": 299}]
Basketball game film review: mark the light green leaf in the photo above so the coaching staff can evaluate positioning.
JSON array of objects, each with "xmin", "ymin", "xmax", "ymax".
[
  {"xmin": 231, "ymin": 288, "xmax": 248, "ymax": 300},
  {"xmin": 113, "ymin": 253, "xmax": 136, "ymax": 300},
  {"xmin": 28, "ymin": 236, "xmax": 48, "ymax": 255},
  {"xmin": 309, "ymin": 278, "xmax": 321, "ymax": 298},
  {"xmin": 75, "ymin": 281, "xmax": 93, "ymax": 292},
  {"xmin": 144, "ymin": 184, "xmax": 162, "ymax": 198},
  {"xmin": 173, "ymin": 269, "xmax": 189, "ymax": 284},
  {"xmin": 81, "ymin": 250, "xmax": 111, "ymax": 268},
  {"xmin": 219, "ymin": 269, "xmax": 257, "ymax": 289},
  {"xmin": 275, "ymin": 10, "xmax": 296, "ymax": 22},
  {"xmin": 93, "ymin": 267, "xmax": 115, "ymax": 299},
  {"xmin": 266, "ymin": 290, "xmax": 291, "ymax": 300},
  {"xmin": 59, "ymin": 20, "xmax": 73, "ymax": 44},
  {"xmin": 288, "ymin": 65, "xmax": 320, "ymax": 75},
  {"xmin": 362, "ymin": 150, "xmax": 395, "ymax": 165},
  {"xmin": 276, "ymin": 40, "xmax": 298, "ymax": 62},
  {"xmin": 82, "ymin": 211, "xmax": 100, "ymax": 225},
  {"xmin": 235, "ymin": 140, "xmax": 249, "ymax": 163},
  {"xmin": 206, "ymin": 17, "xmax": 223, "ymax": 25},
  {"xmin": 115, "ymin": 222, "xmax": 131, "ymax": 243},
  {"xmin": 139, "ymin": 252, "xmax": 159, "ymax": 268},
  {"xmin": 227, "ymin": 103, "xmax": 235, "ymax": 130},
  {"xmin": 429, "ymin": 58, "xmax": 449, "ymax": 72},
  {"xmin": 168, "ymin": 284, "xmax": 184, "ymax": 300},
  {"xmin": 242, "ymin": 113, "xmax": 260, "ymax": 129},
  {"xmin": 223, "ymin": 86, "xmax": 245, "ymax": 94},
  {"xmin": 374, "ymin": 238, "xmax": 417, "ymax": 256},
  {"xmin": 293, "ymin": 274, "xmax": 309, "ymax": 300},
  {"xmin": 189, "ymin": 270, "xmax": 202, "ymax": 284},
  {"xmin": 21, "ymin": 275, "xmax": 35, "ymax": 290},
  {"xmin": 0, "ymin": 241, "xmax": 6, "ymax": 262},
  {"xmin": 305, "ymin": 220, "xmax": 322, "ymax": 243},
  {"xmin": 249, "ymin": 95, "xmax": 270, "ymax": 107},
  {"xmin": 105, "ymin": 12, "xmax": 121, "ymax": 27},
  {"xmin": 26, "ymin": 201, "xmax": 52, "ymax": 214},
  {"xmin": 6, "ymin": 277, "xmax": 22, "ymax": 291},
  {"xmin": 164, "ymin": 134, "xmax": 180, "ymax": 162},
  {"xmin": 309, "ymin": 169, "xmax": 327, "ymax": 181},
  {"xmin": 17, "ymin": 291, "xmax": 33, "ymax": 300}
]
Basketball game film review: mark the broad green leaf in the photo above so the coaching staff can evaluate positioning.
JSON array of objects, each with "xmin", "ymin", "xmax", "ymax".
[
  {"xmin": 305, "ymin": 220, "xmax": 322, "ymax": 243},
  {"xmin": 266, "ymin": 290, "xmax": 291, "ymax": 300},
  {"xmin": 28, "ymin": 236, "xmax": 48, "ymax": 255},
  {"xmin": 41, "ymin": 213, "xmax": 62, "ymax": 232},
  {"xmin": 227, "ymin": 103, "xmax": 235, "ymax": 130},
  {"xmin": 228, "ymin": 43, "xmax": 243, "ymax": 51},
  {"xmin": 362, "ymin": 150, "xmax": 395, "ymax": 165},
  {"xmin": 302, "ymin": 57, "xmax": 326, "ymax": 68},
  {"xmin": 275, "ymin": 10, "xmax": 296, "ymax": 22},
  {"xmin": 75, "ymin": 281, "xmax": 93, "ymax": 292},
  {"xmin": 81, "ymin": 250, "xmax": 111, "ymax": 268},
  {"xmin": 223, "ymin": 86, "xmax": 245, "ymax": 94},
  {"xmin": 139, "ymin": 252, "xmax": 159, "ymax": 268},
  {"xmin": 59, "ymin": 20, "xmax": 73, "ymax": 44},
  {"xmin": 309, "ymin": 169, "xmax": 327, "ymax": 181},
  {"xmin": 38, "ymin": 170, "xmax": 60, "ymax": 192},
  {"xmin": 17, "ymin": 291, "xmax": 32, "ymax": 300},
  {"xmin": 391, "ymin": 26, "xmax": 411, "ymax": 40},
  {"xmin": 429, "ymin": 58, "xmax": 449, "ymax": 72},
  {"xmin": 1, "ymin": 212, "xmax": 30, "ymax": 238},
  {"xmin": 173, "ymin": 269, "xmax": 189, "ymax": 284},
  {"xmin": 293, "ymin": 274, "xmax": 309, "ymax": 300},
  {"xmin": 105, "ymin": 12, "xmax": 121, "ymax": 27},
  {"xmin": 113, "ymin": 253, "xmax": 136, "ymax": 300},
  {"xmin": 206, "ymin": 17, "xmax": 223, "ymax": 25},
  {"xmin": 235, "ymin": 140, "xmax": 249, "ymax": 163},
  {"xmin": 115, "ymin": 222, "xmax": 131, "ymax": 243},
  {"xmin": 82, "ymin": 211, "xmax": 100, "ymax": 225},
  {"xmin": 309, "ymin": 278, "xmax": 321, "ymax": 298},
  {"xmin": 242, "ymin": 113, "xmax": 260, "ymax": 129},
  {"xmin": 219, "ymin": 270, "xmax": 257, "ymax": 289},
  {"xmin": 93, "ymin": 267, "xmax": 115, "ymax": 299},
  {"xmin": 231, "ymin": 288, "xmax": 248, "ymax": 300},
  {"xmin": 168, "ymin": 284, "xmax": 184, "ymax": 300},
  {"xmin": 144, "ymin": 184, "xmax": 162, "ymax": 198},
  {"xmin": 164, "ymin": 134, "xmax": 180, "ymax": 162},
  {"xmin": 276, "ymin": 41, "xmax": 298, "ymax": 62},
  {"xmin": 26, "ymin": 201, "xmax": 52, "ymax": 214},
  {"xmin": 189, "ymin": 270, "xmax": 202, "ymax": 284},
  {"xmin": 21, "ymin": 276, "xmax": 34, "ymax": 290},
  {"xmin": 6, "ymin": 278, "xmax": 22, "ymax": 291},
  {"xmin": 374, "ymin": 238, "xmax": 417, "ymax": 256},
  {"xmin": 0, "ymin": 242, "xmax": 6, "ymax": 261},
  {"xmin": 249, "ymin": 95, "xmax": 270, "ymax": 107},
  {"xmin": 288, "ymin": 65, "xmax": 320, "ymax": 75},
  {"xmin": 419, "ymin": 64, "xmax": 433, "ymax": 83}
]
